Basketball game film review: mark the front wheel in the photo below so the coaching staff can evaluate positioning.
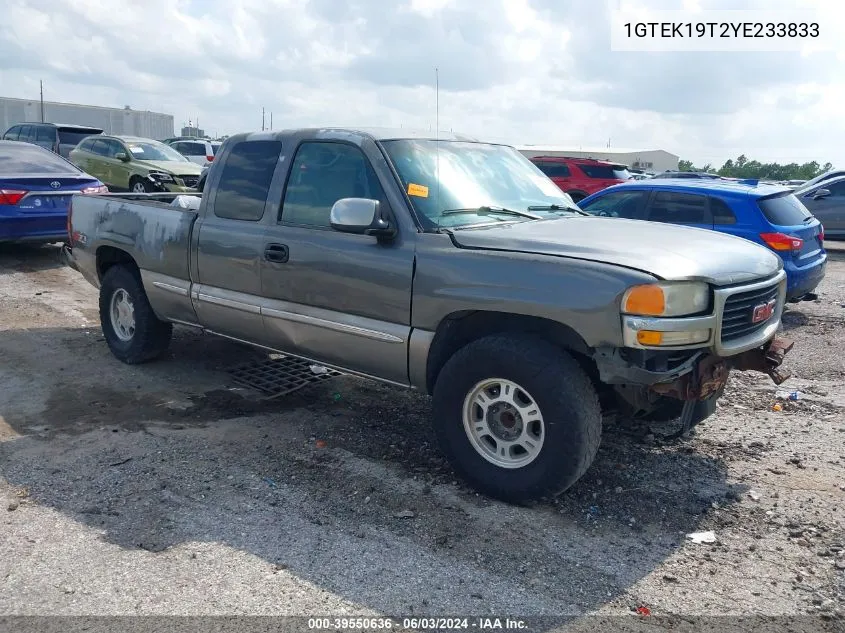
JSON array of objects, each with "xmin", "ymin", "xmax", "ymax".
[
  {"xmin": 99, "ymin": 265, "xmax": 172, "ymax": 364},
  {"xmin": 432, "ymin": 334, "xmax": 602, "ymax": 503},
  {"xmin": 130, "ymin": 177, "xmax": 152, "ymax": 193}
]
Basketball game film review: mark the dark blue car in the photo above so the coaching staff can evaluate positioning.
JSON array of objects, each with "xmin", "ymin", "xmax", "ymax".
[
  {"xmin": 578, "ymin": 179, "xmax": 826, "ymax": 302},
  {"xmin": 0, "ymin": 140, "xmax": 107, "ymax": 244}
]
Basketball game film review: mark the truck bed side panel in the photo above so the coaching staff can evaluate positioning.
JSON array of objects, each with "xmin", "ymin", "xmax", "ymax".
[{"xmin": 70, "ymin": 195, "xmax": 198, "ymax": 323}]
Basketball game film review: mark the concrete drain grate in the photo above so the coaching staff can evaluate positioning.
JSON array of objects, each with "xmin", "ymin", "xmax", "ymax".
[{"xmin": 227, "ymin": 355, "xmax": 342, "ymax": 399}]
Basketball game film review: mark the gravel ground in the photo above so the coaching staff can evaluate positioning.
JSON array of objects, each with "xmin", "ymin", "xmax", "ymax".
[{"xmin": 0, "ymin": 243, "xmax": 843, "ymax": 629}]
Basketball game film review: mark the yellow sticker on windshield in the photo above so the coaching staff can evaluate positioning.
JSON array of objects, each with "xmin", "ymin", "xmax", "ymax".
[{"xmin": 407, "ymin": 183, "xmax": 429, "ymax": 198}]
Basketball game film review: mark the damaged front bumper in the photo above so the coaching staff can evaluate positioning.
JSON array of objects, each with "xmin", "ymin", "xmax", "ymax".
[
  {"xmin": 650, "ymin": 336, "xmax": 794, "ymax": 401},
  {"xmin": 593, "ymin": 336, "xmax": 794, "ymax": 437}
]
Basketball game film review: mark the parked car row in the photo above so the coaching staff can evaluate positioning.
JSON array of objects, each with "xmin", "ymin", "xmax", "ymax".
[
  {"xmin": 69, "ymin": 136, "xmax": 202, "ymax": 193},
  {"xmin": 2, "ymin": 122, "xmax": 220, "ymax": 190},
  {"xmin": 1, "ymin": 122, "xmax": 210, "ymax": 242}
]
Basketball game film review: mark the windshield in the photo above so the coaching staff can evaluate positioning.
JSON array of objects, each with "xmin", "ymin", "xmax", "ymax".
[
  {"xmin": 0, "ymin": 143, "xmax": 81, "ymax": 174},
  {"xmin": 380, "ymin": 140, "xmax": 580, "ymax": 229},
  {"xmin": 125, "ymin": 141, "xmax": 189, "ymax": 162}
]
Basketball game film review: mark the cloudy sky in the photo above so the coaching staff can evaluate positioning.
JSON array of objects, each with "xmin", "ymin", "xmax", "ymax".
[{"xmin": 1, "ymin": 0, "xmax": 844, "ymax": 167}]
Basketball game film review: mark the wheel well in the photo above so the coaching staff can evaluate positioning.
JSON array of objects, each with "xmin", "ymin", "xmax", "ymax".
[
  {"xmin": 96, "ymin": 246, "xmax": 138, "ymax": 282},
  {"xmin": 425, "ymin": 311, "xmax": 597, "ymax": 394},
  {"xmin": 567, "ymin": 190, "xmax": 588, "ymax": 200}
]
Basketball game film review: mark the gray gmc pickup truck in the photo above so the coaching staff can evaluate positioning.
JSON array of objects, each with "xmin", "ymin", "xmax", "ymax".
[{"xmin": 64, "ymin": 128, "xmax": 793, "ymax": 503}]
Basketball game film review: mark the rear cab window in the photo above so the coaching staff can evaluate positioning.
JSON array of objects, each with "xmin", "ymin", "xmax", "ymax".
[
  {"xmin": 757, "ymin": 192, "xmax": 812, "ymax": 226},
  {"xmin": 212, "ymin": 140, "xmax": 282, "ymax": 221}
]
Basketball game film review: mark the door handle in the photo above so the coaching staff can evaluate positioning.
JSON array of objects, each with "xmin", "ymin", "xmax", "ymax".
[{"xmin": 264, "ymin": 243, "xmax": 289, "ymax": 263}]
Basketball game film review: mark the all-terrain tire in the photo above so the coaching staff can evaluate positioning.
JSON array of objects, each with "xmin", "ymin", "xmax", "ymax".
[
  {"xmin": 432, "ymin": 334, "xmax": 602, "ymax": 503},
  {"xmin": 99, "ymin": 265, "xmax": 172, "ymax": 364}
]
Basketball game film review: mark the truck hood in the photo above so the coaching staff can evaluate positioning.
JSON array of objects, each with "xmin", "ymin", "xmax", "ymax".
[
  {"xmin": 449, "ymin": 217, "xmax": 782, "ymax": 285},
  {"xmin": 140, "ymin": 160, "xmax": 203, "ymax": 175}
]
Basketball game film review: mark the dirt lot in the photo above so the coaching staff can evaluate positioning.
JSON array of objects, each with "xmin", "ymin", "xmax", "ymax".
[{"xmin": 0, "ymin": 243, "xmax": 843, "ymax": 627}]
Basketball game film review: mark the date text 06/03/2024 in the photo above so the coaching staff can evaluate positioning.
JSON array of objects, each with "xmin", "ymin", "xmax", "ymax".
[{"xmin": 307, "ymin": 617, "xmax": 528, "ymax": 630}]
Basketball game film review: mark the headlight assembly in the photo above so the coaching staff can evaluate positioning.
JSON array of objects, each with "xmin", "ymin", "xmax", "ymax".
[{"xmin": 622, "ymin": 282, "xmax": 710, "ymax": 317}]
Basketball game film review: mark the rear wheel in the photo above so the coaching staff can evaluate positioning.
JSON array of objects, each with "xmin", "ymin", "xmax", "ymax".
[
  {"xmin": 567, "ymin": 191, "xmax": 587, "ymax": 203},
  {"xmin": 99, "ymin": 265, "xmax": 172, "ymax": 364},
  {"xmin": 432, "ymin": 334, "xmax": 602, "ymax": 503}
]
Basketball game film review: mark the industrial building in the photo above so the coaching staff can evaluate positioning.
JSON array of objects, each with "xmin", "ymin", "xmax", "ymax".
[
  {"xmin": 0, "ymin": 96, "xmax": 174, "ymax": 140},
  {"xmin": 180, "ymin": 125, "xmax": 205, "ymax": 138},
  {"xmin": 517, "ymin": 145, "xmax": 679, "ymax": 173}
]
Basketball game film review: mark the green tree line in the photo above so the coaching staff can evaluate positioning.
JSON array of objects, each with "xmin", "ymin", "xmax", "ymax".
[{"xmin": 678, "ymin": 155, "xmax": 833, "ymax": 181}]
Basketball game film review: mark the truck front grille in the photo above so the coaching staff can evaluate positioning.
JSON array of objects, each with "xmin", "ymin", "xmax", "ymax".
[{"xmin": 720, "ymin": 283, "xmax": 780, "ymax": 343}]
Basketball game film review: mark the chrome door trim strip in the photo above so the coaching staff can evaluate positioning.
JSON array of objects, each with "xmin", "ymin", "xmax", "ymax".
[
  {"xmin": 262, "ymin": 307, "xmax": 404, "ymax": 344},
  {"xmin": 195, "ymin": 292, "xmax": 261, "ymax": 315}
]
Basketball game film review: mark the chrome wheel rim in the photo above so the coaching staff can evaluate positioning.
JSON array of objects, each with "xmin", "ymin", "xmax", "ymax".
[
  {"xmin": 109, "ymin": 288, "xmax": 136, "ymax": 341},
  {"xmin": 462, "ymin": 378, "xmax": 545, "ymax": 469},
  {"xmin": 132, "ymin": 181, "xmax": 146, "ymax": 193}
]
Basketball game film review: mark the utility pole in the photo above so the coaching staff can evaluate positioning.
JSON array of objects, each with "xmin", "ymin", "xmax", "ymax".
[
  {"xmin": 262, "ymin": 108, "xmax": 265, "ymax": 131},
  {"xmin": 40, "ymin": 80, "xmax": 45, "ymax": 122},
  {"xmin": 270, "ymin": 112, "xmax": 273, "ymax": 130}
]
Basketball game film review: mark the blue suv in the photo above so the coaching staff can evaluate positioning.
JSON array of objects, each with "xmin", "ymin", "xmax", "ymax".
[{"xmin": 578, "ymin": 179, "xmax": 826, "ymax": 302}]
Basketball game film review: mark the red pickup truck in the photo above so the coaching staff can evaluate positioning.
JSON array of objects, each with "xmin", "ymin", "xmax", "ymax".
[{"xmin": 529, "ymin": 156, "xmax": 632, "ymax": 202}]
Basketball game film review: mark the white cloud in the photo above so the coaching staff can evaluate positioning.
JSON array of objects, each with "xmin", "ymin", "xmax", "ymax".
[{"xmin": 0, "ymin": 0, "xmax": 843, "ymax": 167}]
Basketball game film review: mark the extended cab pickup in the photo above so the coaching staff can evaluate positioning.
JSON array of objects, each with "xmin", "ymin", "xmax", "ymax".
[{"xmin": 64, "ymin": 128, "xmax": 793, "ymax": 503}]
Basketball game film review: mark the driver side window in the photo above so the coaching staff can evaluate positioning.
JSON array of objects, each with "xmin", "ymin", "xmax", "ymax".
[
  {"xmin": 581, "ymin": 190, "xmax": 648, "ymax": 219},
  {"xmin": 280, "ymin": 142, "xmax": 385, "ymax": 229}
]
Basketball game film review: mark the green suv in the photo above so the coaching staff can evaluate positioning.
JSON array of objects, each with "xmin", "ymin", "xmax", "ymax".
[{"xmin": 69, "ymin": 135, "xmax": 203, "ymax": 193}]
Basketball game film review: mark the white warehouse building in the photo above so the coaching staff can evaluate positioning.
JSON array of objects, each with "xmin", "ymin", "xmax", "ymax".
[
  {"xmin": 0, "ymin": 96, "xmax": 174, "ymax": 140},
  {"xmin": 517, "ymin": 145, "xmax": 679, "ymax": 173}
]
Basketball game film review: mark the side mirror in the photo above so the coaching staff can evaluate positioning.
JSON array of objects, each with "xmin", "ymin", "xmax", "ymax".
[
  {"xmin": 811, "ymin": 188, "xmax": 831, "ymax": 200},
  {"xmin": 115, "ymin": 152, "xmax": 130, "ymax": 162},
  {"xmin": 329, "ymin": 198, "xmax": 395, "ymax": 237}
]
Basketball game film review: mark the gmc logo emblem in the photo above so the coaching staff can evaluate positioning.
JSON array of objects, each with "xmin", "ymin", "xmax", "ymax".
[{"xmin": 751, "ymin": 299, "xmax": 777, "ymax": 324}]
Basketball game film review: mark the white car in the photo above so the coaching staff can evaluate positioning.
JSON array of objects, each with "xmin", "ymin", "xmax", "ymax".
[{"xmin": 168, "ymin": 139, "xmax": 221, "ymax": 167}]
